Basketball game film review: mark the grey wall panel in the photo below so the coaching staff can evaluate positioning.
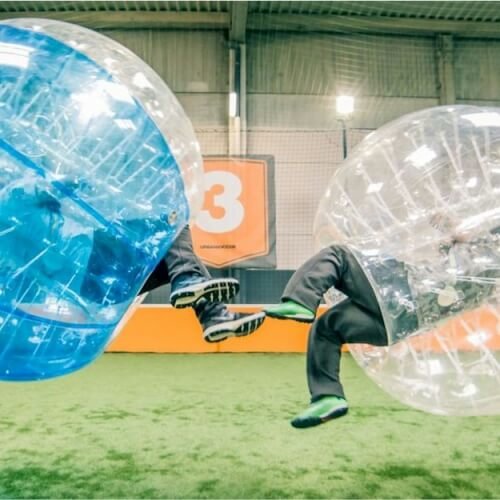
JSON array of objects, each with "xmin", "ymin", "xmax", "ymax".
[
  {"xmin": 103, "ymin": 29, "xmax": 229, "ymax": 93},
  {"xmin": 247, "ymin": 32, "xmax": 336, "ymax": 95},
  {"xmin": 334, "ymin": 35, "xmax": 437, "ymax": 98},
  {"xmin": 100, "ymin": 30, "xmax": 229, "ymax": 129},
  {"xmin": 247, "ymin": 129, "xmax": 341, "ymax": 163},
  {"xmin": 457, "ymin": 99, "xmax": 500, "ymax": 107},
  {"xmin": 177, "ymin": 93, "xmax": 228, "ymax": 126},
  {"xmin": 455, "ymin": 40, "xmax": 500, "ymax": 101},
  {"xmin": 248, "ymin": 95, "xmax": 439, "ymax": 129},
  {"xmin": 247, "ymin": 32, "xmax": 437, "ymax": 97},
  {"xmin": 248, "ymin": 95, "xmax": 339, "ymax": 129}
]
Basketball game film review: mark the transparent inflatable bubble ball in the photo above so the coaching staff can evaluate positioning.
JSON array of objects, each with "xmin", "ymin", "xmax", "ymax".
[{"xmin": 316, "ymin": 105, "xmax": 500, "ymax": 416}]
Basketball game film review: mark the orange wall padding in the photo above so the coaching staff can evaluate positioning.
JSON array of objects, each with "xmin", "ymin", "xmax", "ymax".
[
  {"xmin": 107, "ymin": 305, "xmax": 500, "ymax": 353},
  {"xmin": 107, "ymin": 305, "xmax": 311, "ymax": 353},
  {"xmin": 407, "ymin": 306, "xmax": 500, "ymax": 352}
]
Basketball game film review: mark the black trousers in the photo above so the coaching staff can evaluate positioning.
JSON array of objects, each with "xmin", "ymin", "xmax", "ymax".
[
  {"xmin": 283, "ymin": 245, "xmax": 388, "ymax": 401},
  {"xmin": 84, "ymin": 224, "xmax": 228, "ymax": 327},
  {"xmin": 140, "ymin": 224, "xmax": 211, "ymax": 293}
]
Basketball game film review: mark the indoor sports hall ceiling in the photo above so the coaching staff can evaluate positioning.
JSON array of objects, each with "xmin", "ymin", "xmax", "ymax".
[
  {"xmin": 0, "ymin": 1, "xmax": 500, "ymax": 38},
  {"xmin": 0, "ymin": 1, "xmax": 498, "ymax": 20}
]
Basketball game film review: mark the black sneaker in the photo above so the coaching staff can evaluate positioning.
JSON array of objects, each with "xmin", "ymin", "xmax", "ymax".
[
  {"xmin": 170, "ymin": 277, "xmax": 239, "ymax": 308},
  {"xmin": 203, "ymin": 311, "xmax": 266, "ymax": 343}
]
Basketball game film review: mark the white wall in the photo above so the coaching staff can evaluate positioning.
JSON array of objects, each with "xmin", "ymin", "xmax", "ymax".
[{"xmin": 455, "ymin": 39, "xmax": 500, "ymax": 105}]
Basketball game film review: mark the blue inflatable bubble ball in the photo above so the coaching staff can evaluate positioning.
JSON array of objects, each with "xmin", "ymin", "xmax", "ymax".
[
  {"xmin": 316, "ymin": 106, "xmax": 500, "ymax": 416},
  {"xmin": 0, "ymin": 19, "xmax": 204, "ymax": 381}
]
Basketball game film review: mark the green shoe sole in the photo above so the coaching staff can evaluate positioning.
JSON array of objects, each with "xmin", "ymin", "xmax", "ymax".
[
  {"xmin": 291, "ymin": 405, "xmax": 348, "ymax": 429},
  {"xmin": 265, "ymin": 310, "xmax": 315, "ymax": 323}
]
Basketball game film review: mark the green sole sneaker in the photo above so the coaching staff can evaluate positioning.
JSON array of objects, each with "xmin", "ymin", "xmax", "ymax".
[
  {"xmin": 264, "ymin": 302, "xmax": 315, "ymax": 323},
  {"xmin": 291, "ymin": 397, "xmax": 348, "ymax": 429}
]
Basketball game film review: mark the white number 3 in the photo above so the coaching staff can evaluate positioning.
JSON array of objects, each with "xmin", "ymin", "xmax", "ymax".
[{"xmin": 195, "ymin": 171, "xmax": 244, "ymax": 234}]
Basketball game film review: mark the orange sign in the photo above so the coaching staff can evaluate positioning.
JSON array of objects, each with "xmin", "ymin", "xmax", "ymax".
[{"xmin": 191, "ymin": 157, "xmax": 275, "ymax": 268}]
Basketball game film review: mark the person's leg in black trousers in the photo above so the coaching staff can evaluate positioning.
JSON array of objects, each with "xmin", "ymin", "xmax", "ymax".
[
  {"xmin": 307, "ymin": 299, "xmax": 387, "ymax": 401},
  {"xmin": 162, "ymin": 225, "xmax": 241, "ymax": 308},
  {"xmin": 263, "ymin": 244, "xmax": 389, "ymax": 428},
  {"xmin": 265, "ymin": 244, "xmax": 381, "ymax": 322},
  {"xmin": 291, "ymin": 298, "xmax": 388, "ymax": 428},
  {"xmin": 139, "ymin": 225, "xmax": 265, "ymax": 342},
  {"xmin": 85, "ymin": 224, "xmax": 265, "ymax": 343}
]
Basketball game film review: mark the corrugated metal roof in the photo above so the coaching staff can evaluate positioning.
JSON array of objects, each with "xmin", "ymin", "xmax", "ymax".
[
  {"xmin": 1, "ymin": 1, "xmax": 499, "ymax": 37},
  {"xmin": 250, "ymin": 1, "xmax": 500, "ymax": 22},
  {"xmin": 0, "ymin": 1, "xmax": 228, "ymax": 13},
  {"xmin": 0, "ymin": 1, "xmax": 499, "ymax": 23}
]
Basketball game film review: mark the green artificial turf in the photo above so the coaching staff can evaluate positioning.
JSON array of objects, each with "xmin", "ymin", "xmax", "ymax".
[{"xmin": 0, "ymin": 353, "xmax": 498, "ymax": 499}]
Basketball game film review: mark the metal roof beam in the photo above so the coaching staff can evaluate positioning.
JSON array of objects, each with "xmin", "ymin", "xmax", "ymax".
[
  {"xmin": 230, "ymin": 1, "xmax": 248, "ymax": 42},
  {"xmin": 1, "ymin": 10, "xmax": 498, "ymax": 38},
  {"xmin": 247, "ymin": 13, "xmax": 500, "ymax": 38},
  {"xmin": 0, "ymin": 11, "xmax": 229, "ymax": 29}
]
